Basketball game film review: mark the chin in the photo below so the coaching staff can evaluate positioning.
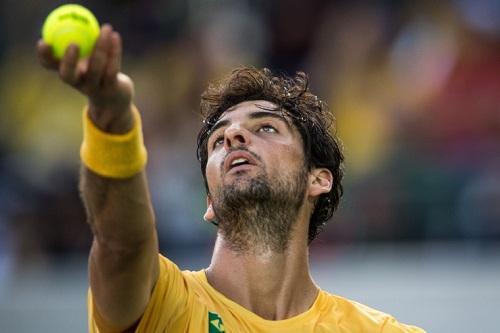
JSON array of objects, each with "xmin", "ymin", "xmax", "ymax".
[
  {"xmin": 224, "ymin": 169, "xmax": 258, "ymax": 183},
  {"xmin": 223, "ymin": 176, "xmax": 253, "ymax": 190}
]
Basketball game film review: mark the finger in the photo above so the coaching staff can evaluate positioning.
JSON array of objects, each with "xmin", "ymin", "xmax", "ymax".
[
  {"xmin": 37, "ymin": 39, "xmax": 60, "ymax": 70},
  {"xmin": 85, "ymin": 24, "xmax": 113, "ymax": 89},
  {"xmin": 59, "ymin": 44, "xmax": 81, "ymax": 86},
  {"xmin": 103, "ymin": 32, "xmax": 122, "ymax": 84}
]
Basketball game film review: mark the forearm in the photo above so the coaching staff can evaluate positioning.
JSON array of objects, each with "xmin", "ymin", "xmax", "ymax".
[
  {"xmin": 82, "ymin": 168, "xmax": 159, "ymax": 329},
  {"xmin": 81, "ymin": 104, "xmax": 159, "ymax": 330},
  {"xmin": 81, "ymin": 100, "xmax": 155, "ymax": 245},
  {"xmin": 80, "ymin": 168, "xmax": 156, "ymax": 251}
]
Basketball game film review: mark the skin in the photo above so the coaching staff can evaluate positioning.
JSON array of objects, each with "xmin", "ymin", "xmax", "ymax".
[
  {"xmin": 38, "ymin": 25, "xmax": 158, "ymax": 332},
  {"xmin": 37, "ymin": 25, "xmax": 333, "ymax": 330},
  {"xmin": 203, "ymin": 100, "xmax": 333, "ymax": 319}
]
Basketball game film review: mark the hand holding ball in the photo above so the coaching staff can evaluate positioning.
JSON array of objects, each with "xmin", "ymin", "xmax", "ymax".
[
  {"xmin": 38, "ymin": 5, "xmax": 133, "ymax": 122},
  {"xmin": 42, "ymin": 4, "xmax": 100, "ymax": 59}
]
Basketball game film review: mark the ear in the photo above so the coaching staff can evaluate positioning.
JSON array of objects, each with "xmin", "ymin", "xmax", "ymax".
[
  {"xmin": 308, "ymin": 167, "xmax": 333, "ymax": 198},
  {"xmin": 203, "ymin": 195, "xmax": 216, "ymax": 222}
]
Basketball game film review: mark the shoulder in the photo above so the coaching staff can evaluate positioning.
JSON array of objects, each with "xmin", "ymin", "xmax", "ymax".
[
  {"xmin": 318, "ymin": 291, "xmax": 426, "ymax": 333},
  {"xmin": 156, "ymin": 254, "xmax": 212, "ymax": 304}
]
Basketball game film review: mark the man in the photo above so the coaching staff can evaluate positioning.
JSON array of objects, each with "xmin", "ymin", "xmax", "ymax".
[{"xmin": 38, "ymin": 25, "xmax": 425, "ymax": 333}]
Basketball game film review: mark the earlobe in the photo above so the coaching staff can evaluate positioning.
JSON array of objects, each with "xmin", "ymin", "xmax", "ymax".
[
  {"xmin": 203, "ymin": 196, "xmax": 216, "ymax": 222},
  {"xmin": 309, "ymin": 168, "xmax": 333, "ymax": 197}
]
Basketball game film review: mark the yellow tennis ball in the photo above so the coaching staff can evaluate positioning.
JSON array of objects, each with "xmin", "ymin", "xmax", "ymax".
[{"xmin": 42, "ymin": 4, "xmax": 100, "ymax": 59}]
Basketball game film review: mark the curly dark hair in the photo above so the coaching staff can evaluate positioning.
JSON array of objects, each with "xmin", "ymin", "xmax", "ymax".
[{"xmin": 196, "ymin": 67, "xmax": 344, "ymax": 243}]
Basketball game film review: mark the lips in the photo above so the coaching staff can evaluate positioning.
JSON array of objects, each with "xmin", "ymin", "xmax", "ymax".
[{"xmin": 223, "ymin": 150, "xmax": 258, "ymax": 173}]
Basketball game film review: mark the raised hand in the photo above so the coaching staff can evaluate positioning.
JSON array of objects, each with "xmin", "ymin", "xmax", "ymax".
[{"xmin": 37, "ymin": 24, "xmax": 134, "ymax": 133}]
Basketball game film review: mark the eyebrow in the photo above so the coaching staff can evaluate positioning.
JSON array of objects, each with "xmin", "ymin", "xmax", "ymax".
[{"xmin": 208, "ymin": 110, "xmax": 291, "ymax": 138}]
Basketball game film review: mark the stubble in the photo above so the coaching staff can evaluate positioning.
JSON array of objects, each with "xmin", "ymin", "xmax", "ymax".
[{"xmin": 211, "ymin": 162, "xmax": 308, "ymax": 255}]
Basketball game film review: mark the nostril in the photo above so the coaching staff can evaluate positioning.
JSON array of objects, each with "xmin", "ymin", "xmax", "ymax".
[
  {"xmin": 225, "ymin": 133, "xmax": 246, "ymax": 147},
  {"xmin": 234, "ymin": 134, "xmax": 245, "ymax": 143},
  {"xmin": 224, "ymin": 127, "xmax": 250, "ymax": 149}
]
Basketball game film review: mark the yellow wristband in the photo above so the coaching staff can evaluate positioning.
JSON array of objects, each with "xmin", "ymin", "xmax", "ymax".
[{"xmin": 80, "ymin": 105, "xmax": 148, "ymax": 178}]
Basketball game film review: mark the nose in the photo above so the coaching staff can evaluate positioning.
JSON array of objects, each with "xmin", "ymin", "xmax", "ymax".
[{"xmin": 224, "ymin": 125, "xmax": 251, "ymax": 150}]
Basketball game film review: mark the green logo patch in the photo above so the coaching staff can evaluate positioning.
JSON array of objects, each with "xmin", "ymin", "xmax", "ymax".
[{"xmin": 208, "ymin": 311, "xmax": 225, "ymax": 333}]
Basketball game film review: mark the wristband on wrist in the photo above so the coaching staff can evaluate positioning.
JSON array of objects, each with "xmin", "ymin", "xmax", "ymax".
[{"xmin": 80, "ymin": 105, "xmax": 148, "ymax": 178}]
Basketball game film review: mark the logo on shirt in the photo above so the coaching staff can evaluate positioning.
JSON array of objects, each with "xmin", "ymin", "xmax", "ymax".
[{"xmin": 208, "ymin": 311, "xmax": 225, "ymax": 333}]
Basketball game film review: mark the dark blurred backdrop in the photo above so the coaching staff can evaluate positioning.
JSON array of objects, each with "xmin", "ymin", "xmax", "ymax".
[
  {"xmin": 0, "ymin": 1, "xmax": 499, "ymax": 331},
  {"xmin": 1, "ymin": 0, "xmax": 499, "ymax": 264}
]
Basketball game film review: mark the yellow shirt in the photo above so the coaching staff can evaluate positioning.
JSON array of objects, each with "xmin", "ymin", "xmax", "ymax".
[{"xmin": 89, "ymin": 254, "xmax": 426, "ymax": 333}]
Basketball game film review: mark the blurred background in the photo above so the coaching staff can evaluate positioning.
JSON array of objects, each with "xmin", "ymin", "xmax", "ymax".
[{"xmin": 1, "ymin": 0, "xmax": 499, "ymax": 331}]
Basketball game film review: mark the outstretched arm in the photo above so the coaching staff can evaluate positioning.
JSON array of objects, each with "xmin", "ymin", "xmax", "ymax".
[{"xmin": 38, "ymin": 24, "xmax": 158, "ymax": 331}]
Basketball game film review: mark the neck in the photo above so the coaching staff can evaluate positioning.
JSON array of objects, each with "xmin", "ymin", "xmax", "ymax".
[{"xmin": 205, "ymin": 222, "xmax": 318, "ymax": 320}]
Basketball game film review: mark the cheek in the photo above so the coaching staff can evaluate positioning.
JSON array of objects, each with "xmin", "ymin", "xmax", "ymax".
[
  {"xmin": 271, "ymin": 144, "xmax": 305, "ymax": 173},
  {"xmin": 205, "ymin": 154, "xmax": 221, "ymax": 191}
]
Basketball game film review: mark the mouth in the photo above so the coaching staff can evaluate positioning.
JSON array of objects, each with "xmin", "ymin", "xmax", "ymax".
[{"xmin": 224, "ymin": 151, "xmax": 258, "ymax": 174}]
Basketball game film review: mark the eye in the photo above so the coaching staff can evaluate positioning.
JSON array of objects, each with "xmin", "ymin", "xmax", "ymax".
[
  {"xmin": 212, "ymin": 136, "xmax": 224, "ymax": 148},
  {"xmin": 258, "ymin": 125, "xmax": 277, "ymax": 133}
]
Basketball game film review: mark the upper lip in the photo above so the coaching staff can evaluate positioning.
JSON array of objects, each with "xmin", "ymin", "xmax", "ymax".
[{"xmin": 223, "ymin": 150, "xmax": 258, "ymax": 173}]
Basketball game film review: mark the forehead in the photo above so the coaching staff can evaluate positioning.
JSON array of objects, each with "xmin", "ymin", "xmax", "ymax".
[{"xmin": 217, "ymin": 100, "xmax": 279, "ymax": 121}]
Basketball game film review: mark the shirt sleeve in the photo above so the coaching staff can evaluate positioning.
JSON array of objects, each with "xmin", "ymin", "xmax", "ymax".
[
  {"xmin": 88, "ymin": 254, "xmax": 193, "ymax": 333},
  {"xmin": 381, "ymin": 316, "xmax": 427, "ymax": 333}
]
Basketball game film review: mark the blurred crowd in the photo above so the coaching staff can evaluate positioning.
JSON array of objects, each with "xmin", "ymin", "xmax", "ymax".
[{"xmin": 0, "ymin": 0, "xmax": 499, "ymax": 270}]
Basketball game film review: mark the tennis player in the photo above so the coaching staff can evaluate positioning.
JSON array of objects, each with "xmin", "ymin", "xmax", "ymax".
[{"xmin": 38, "ymin": 25, "xmax": 426, "ymax": 333}]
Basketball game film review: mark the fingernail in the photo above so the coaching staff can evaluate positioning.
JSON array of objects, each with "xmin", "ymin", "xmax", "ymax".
[
  {"xmin": 101, "ymin": 23, "xmax": 112, "ymax": 32},
  {"xmin": 67, "ymin": 44, "xmax": 80, "ymax": 56}
]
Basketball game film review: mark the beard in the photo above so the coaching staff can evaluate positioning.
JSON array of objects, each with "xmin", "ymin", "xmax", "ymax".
[{"xmin": 211, "ymin": 163, "xmax": 308, "ymax": 255}]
